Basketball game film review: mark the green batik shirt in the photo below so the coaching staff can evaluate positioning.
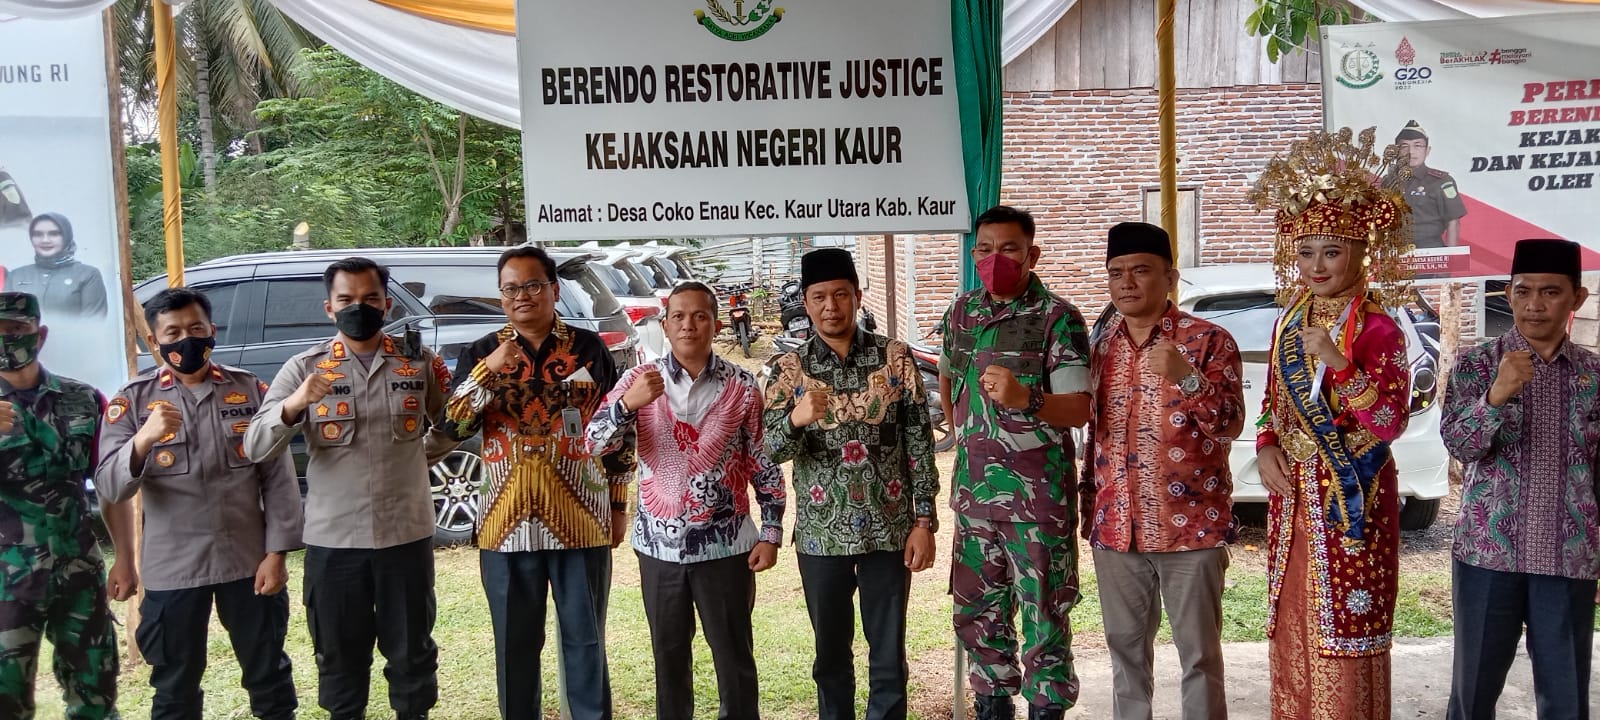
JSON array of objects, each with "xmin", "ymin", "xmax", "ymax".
[
  {"xmin": 763, "ymin": 329, "xmax": 939, "ymax": 556},
  {"xmin": 939, "ymin": 275, "xmax": 1090, "ymax": 526},
  {"xmin": 0, "ymin": 370, "xmax": 105, "ymax": 558}
]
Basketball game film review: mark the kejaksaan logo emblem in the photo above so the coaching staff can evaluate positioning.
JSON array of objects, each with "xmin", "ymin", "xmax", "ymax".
[
  {"xmin": 695, "ymin": 0, "xmax": 785, "ymax": 42},
  {"xmin": 1337, "ymin": 44, "xmax": 1383, "ymax": 89}
]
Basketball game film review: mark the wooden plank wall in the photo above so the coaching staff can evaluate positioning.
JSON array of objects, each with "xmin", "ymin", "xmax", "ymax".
[{"xmin": 1005, "ymin": 0, "xmax": 1323, "ymax": 92}]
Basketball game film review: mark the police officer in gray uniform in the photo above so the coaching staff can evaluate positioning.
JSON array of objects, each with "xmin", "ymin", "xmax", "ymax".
[
  {"xmin": 95, "ymin": 287, "xmax": 303, "ymax": 720},
  {"xmin": 244, "ymin": 257, "xmax": 458, "ymax": 720},
  {"xmin": 1394, "ymin": 120, "xmax": 1468, "ymax": 248}
]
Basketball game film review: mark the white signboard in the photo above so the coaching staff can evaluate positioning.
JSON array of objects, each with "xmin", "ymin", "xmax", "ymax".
[
  {"xmin": 1324, "ymin": 12, "xmax": 1600, "ymax": 283},
  {"xmin": 0, "ymin": 12, "xmax": 130, "ymax": 393},
  {"xmin": 515, "ymin": 0, "xmax": 971, "ymax": 240}
]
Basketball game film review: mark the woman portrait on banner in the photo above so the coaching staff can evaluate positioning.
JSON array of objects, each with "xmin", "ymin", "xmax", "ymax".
[
  {"xmin": 1249, "ymin": 127, "xmax": 1415, "ymax": 719},
  {"xmin": 7, "ymin": 212, "xmax": 107, "ymax": 317}
]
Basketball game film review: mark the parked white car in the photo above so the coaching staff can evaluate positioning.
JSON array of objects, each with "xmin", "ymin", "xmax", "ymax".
[
  {"xmin": 584, "ymin": 244, "xmax": 669, "ymax": 361},
  {"xmin": 1091, "ymin": 264, "xmax": 1450, "ymax": 530}
]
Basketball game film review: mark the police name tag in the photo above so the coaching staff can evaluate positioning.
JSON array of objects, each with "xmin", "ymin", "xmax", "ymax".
[{"xmin": 561, "ymin": 406, "xmax": 583, "ymax": 438}]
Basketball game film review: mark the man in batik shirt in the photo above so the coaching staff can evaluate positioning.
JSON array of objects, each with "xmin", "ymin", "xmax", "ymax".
[
  {"xmin": 586, "ymin": 281, "xmax": 785, "ymax": 720},
  {"xmin": 1084, "ymin": 223, "xmax": 1244, "ymax": 720},
  {"xmin": 763, "ymin": 248, "xmax": 938, "ymax": 720},
  {"xmin": 1442, "ymin": 238, "xmax": 1600, "ymax": 720},
  {"xmin": 444, "ymin": 246, "xmax": 629, "ymax": 720},
  {"xmin": 939, "ymin": 206, "xmax": 1092, "ymax": 720}
]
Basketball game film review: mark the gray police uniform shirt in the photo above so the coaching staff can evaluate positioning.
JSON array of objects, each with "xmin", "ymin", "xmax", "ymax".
[
  {"xmin": 244, "ymin": 335, "xmax": 457, "ymax": 550},
  {"xmin": 94, "ymin": 363, "xmax": 303, "ymax": 591}
]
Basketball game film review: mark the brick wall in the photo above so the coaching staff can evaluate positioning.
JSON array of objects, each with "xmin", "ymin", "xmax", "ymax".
[{"xmin": 878, "ymin": 84, "xmax": 1325, "ymax": 340}]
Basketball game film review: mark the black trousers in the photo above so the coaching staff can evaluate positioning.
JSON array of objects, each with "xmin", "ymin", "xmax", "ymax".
[
  {"xmin": 136, "ymin": 578, "xmax": 295, "ymax": 720},
  {"xmin": 1448, "ymin": 560, "xmax": 1596, "ymax": 720},
  {"xmin": 797, "ymin": 550, "xmax": 911, "ymax": 720},
  {"xmin": 480, "ymin": 546, "xmax": 613, "ymax": 720},
  {"xmin": 303, "ymin": 538, "xmax": 438, "ymax": 719},
  {"xmin": 638, "ymin": 551, "xmax": 760, "ymax": 720}
]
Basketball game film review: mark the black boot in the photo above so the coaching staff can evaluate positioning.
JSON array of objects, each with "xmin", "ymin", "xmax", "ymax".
[
  {"xmin": 974, "ymin": 694, "xmax": 1015, "ymax": 720},
  {"xmin": 396, "ymin": 714, "xmax": 427, "ymax": 720},
  {"xmin": 1028, "ymin": 704, "xmax": 1065, "ymax": 720}
]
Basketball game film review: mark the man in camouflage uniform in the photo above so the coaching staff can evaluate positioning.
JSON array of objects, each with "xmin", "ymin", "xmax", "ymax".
[
  {"xmin": 939, "ymin": 207, "xmax": 1093, "ymax": 720},
  {"xmin": 0, "ymin": 291, "xmax": 137, "ymax": 719},
  {"xmin": 1393, "ymin": 120, "xmax": 1468, "ymax": 248}
]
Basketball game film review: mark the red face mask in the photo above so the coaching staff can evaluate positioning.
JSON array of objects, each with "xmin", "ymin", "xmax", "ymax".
[{"xmin": 977, "ymin": 253, "xmax": 1028, "ymax": 296}]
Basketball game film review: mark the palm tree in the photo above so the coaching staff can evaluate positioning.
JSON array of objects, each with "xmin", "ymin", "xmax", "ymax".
[{"xmin": 117, "ymin": 0, "xmax": 318, "ymax": 191}]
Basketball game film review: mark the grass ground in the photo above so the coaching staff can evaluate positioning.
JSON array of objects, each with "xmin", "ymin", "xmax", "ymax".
[{"xmin": 31, "ymin": 496, "xmax": 1459, "ymax": 720}]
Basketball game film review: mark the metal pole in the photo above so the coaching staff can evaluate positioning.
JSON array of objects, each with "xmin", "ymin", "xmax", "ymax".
[
  {"xmin": 153, "ymin": 0, "xmax": 185, "ymax": 286},
  {"xmin": 1157, "ymin": 0, "xmax": 1179, "ymax": 290}
]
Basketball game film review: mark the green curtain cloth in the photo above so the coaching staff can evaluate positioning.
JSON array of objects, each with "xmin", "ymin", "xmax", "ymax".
[{"xmin": 950, "ymin": 0, "xmax": 1003, "ymax": 293}]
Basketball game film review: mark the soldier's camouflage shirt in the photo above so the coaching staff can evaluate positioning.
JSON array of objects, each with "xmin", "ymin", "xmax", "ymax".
[
  {"xmin": 0, "ymin": 370, "xmax": 105, "ymax": 557},
  {"xmin": 763, "ymin": 329, "xmax": 939, "ymax": 556},
  {"xmin": 940, "ymin": 276, "xmax": 1091, "ymax": 526}
]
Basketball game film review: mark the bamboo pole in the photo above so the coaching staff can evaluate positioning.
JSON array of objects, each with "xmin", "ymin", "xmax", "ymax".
[
  {"xmin": 1157, "ymin": 0, "xmax": 1179, "ymax": 289},
  {"xmin": 153, "ymin": 0, "xmax": 185, "ymax": 286}
]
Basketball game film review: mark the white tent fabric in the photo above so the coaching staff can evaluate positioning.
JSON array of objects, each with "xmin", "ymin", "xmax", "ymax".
[
  {"xmin": 0, "ymin": 0, "xmax": 114, "ymax": 18},
  {"xmin": 8, "ymin": 0, "xmax": 1596, "ymax": 126},
  {"xmin": 1348, "ymin": 0, "xmax": 1600, "ymax": 20}
]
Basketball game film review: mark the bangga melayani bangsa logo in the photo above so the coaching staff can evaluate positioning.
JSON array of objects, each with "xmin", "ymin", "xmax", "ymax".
[{"xmin": 696, "ymin": 0, "xmax": 785, "ymax": 41}]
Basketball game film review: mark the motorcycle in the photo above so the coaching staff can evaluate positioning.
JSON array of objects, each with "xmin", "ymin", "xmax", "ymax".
[{"xmin": 719, "ymin": 283, "xmax": 757, "ymax": 358}]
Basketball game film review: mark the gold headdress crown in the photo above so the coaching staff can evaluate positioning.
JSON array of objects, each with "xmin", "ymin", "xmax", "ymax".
[{"xmin": 1249, "ymin": 127, "xmax": 1415, "ymax": 305}]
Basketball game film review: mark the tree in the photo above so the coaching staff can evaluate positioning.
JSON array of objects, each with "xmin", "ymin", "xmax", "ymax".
[
  {"xmin": 1244, "ymin": 1, "xmax": 1354, "ymax": 63},
  {"xmin": 251, "ymin": 47, "xmax": 524, "ymax": 244},
  {"xmin": 117, "ymin": 0, "xmax": 318, "ymax": 190}
]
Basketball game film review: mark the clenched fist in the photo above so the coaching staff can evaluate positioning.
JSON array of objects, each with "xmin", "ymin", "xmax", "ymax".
[
  {"xmin": 283, "ymin": 372, "xmax": 334, "ymax": 422},
  {"xmin": 622, "ymin": 367, "xmax": 665, "ymax": 413},
  {"xmin": 1488, "ymin": 350, "xmax": 1535, "ymax": 407},
  {"xmin": 979, "ymin": 365, "xmax": 1028, "ymax": 410},
  {"xmin": 1147, "ymin": 340, "xmax": 1194, "ymax": 384},
  {"xmin": 1300, "ymin": 326, "xmax": 1350, "ymax": 372},
  {"xmin": 134, "ymin": 402, "xmax": 183, "ymax": 452},
  {"xmin": 486, "ymin": 339, "xmax": 522, "ymax": 375},
  {"xmin": 0, "ymin": 400, "xmax": 14, "ymax": 435},
  {"xmin": 789, "ymin": 386, "xmax": 831, "ymax": 428}
]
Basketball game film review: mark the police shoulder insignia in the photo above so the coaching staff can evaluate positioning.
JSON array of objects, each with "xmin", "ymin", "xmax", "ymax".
[
  {"xmin": 223, "ymin": 391, "xmax": 249, "ymax": 405},
  {"xmin": 258, "ymin": 380, "xmax": 270, "ymax": 395},
  {"xmin": 147, "ymin": 400, "xmax": 174, "ymax": 410},
  {"xmin": 431, "ymin": 355, "xmax": 452, "ymax": 392},
  {"xmin": 316, "ymin": 359, "xmax": 342, "ymax": 371},
  {"xmin": 393, "ymin": 361, "xmax": 421, "ymax": 377},
  {"xmin": 106, "ymin": 397, "xmax": 129, "ymax": 424}
]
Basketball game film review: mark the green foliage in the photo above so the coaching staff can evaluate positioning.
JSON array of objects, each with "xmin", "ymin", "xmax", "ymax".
[
  {"xmin": 128, "ymin": 47, "xmax": 525, "ymax": 283},
  {"xmin": 1245, "ymin": 0, "xmax": 1354, "ymax": 63}
]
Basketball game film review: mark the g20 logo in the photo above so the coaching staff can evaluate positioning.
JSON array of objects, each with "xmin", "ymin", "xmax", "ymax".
[{"xmin": 1394, "ymin": 67, "xmax": 1433, "ymax": 81}]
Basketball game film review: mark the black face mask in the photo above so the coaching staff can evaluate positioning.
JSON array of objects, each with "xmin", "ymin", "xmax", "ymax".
[
  {"xmin": 158, "ymin": 335, "xmax": 214, "ymax": 375},
  {"xmin": 334, "ymin": 303, "xmax": 386, "ymax": 341}
]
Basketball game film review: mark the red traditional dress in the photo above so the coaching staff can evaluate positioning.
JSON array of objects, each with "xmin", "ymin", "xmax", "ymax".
[{"xmin": 1257, "ymin": 290, "xmax": 1411, "ymax": 719}]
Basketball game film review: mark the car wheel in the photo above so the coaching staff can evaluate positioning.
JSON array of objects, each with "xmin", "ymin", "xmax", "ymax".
[
  {"xmin": 431, "ymin": 446, "xmax": 484, "ymax": 546},
  {"xmin": 1398, "ymin": 497, "xmax": 1441, "ymax": 531}
]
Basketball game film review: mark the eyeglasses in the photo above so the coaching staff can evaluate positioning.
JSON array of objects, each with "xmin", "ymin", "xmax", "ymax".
[{"xmin": 499, "ymin": 280, "xmax": 556, "ymax": 299}]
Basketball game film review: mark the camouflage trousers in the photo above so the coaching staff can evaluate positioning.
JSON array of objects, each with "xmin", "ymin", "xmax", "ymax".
[
  {"xmin": 951, "ymin": 515, "xmax": 1080, "ymax": 709},
  {"xmin": 0, "ymin": 539, "xmax": 119, "ymax": 720}
]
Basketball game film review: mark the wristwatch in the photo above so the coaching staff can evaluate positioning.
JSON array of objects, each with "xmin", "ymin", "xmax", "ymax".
[
  {"xmin": 914, "ymin": 515, "xmax": 939, "ymax": 533},
  {"xmin": 1177, "ymin": 372, "xmax": 1204, "ymax": 397}
]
